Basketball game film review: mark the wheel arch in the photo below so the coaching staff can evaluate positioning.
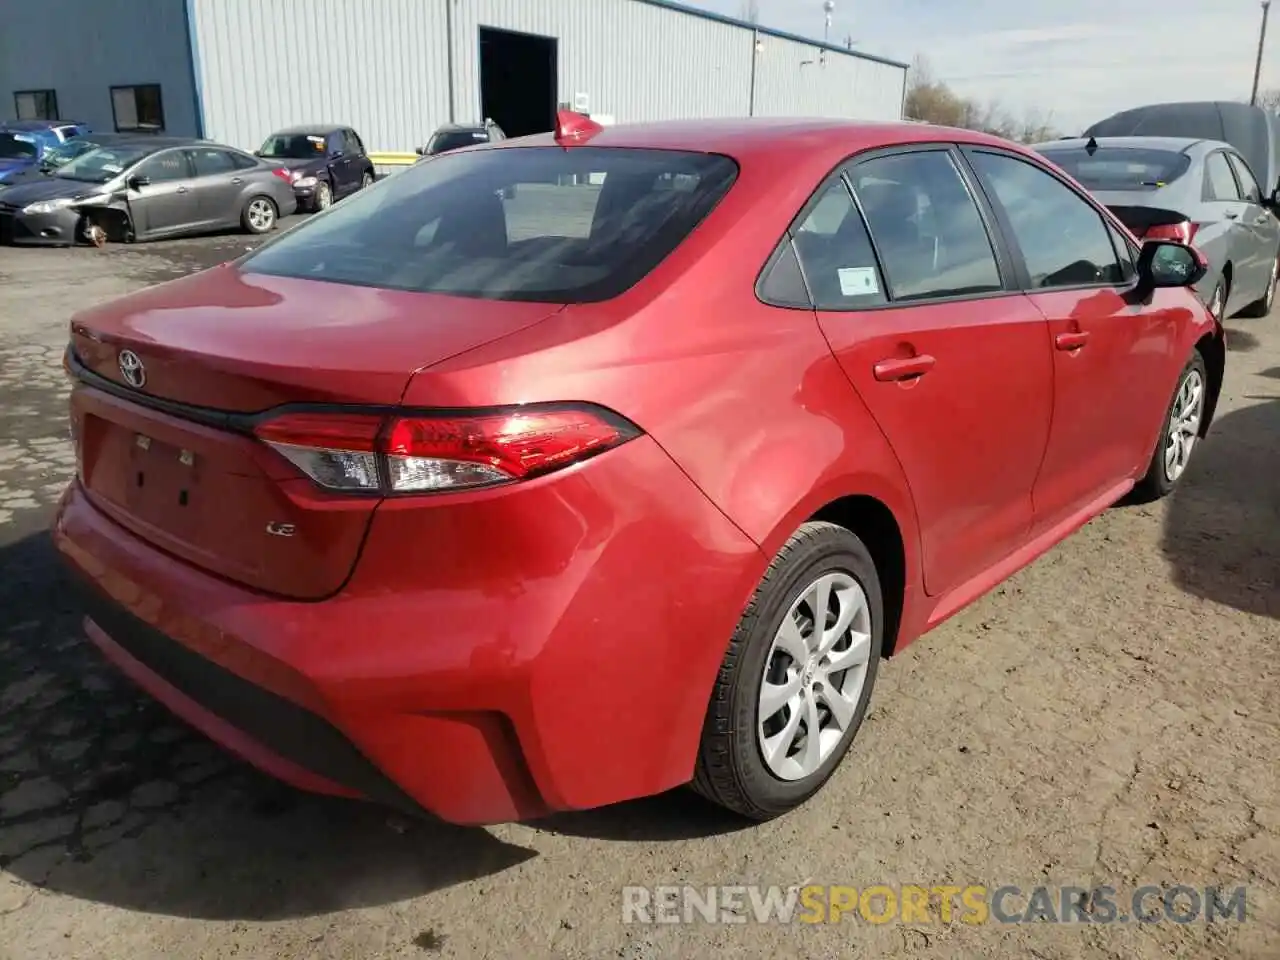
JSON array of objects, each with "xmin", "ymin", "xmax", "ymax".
[{"xmin": 1196, "ymin": 327, "xmax": 1226, "ymax": 436}]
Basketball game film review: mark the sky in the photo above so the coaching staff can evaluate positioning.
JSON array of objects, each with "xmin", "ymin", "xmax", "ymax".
[{"xmin": 682, "ymin": 0, "xmax": 1277, "ymax": 133}]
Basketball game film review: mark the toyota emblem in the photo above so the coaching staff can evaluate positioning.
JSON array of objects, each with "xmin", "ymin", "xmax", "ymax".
[{"xmin": 118, "ymin": 349, "xmax": 146, "ymax": 389}]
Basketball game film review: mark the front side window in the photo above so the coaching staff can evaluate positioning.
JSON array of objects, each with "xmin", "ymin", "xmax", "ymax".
[
  {"xmin": 14, "ymin": 89, "xmax": 57, "ymax": 120},
  {"xmin": 343, "ymin": 129, "xmax": 364, "ymax": 155},
  {"xmin": 968, "ymin": 150, "xmax": 1123, "ymax": 289},
  {"xmin": 849, "ymin": 151, "xmax": 1003, "ymax": 301},
  {"xmin": 1225, "ymin": 152, "xmax": 1262, "ymax": 202},
  {"xmin": 1108, "ymin": 222, "xmax": 1137, "ymax": 283},
  {"xmin": 1204, "ymin": 152, "xmax": 1241, "ymax": 202},
  {"xmin": 135, "ymin": 150, "xmax": 191, "ymax": 183},
  {"xmin": 0, "ymin": 133, "xmax": 37, "ymax": 161},
  {"xmin": 111, "ymin": 84, "xmax": 164, "ymax": 132},
  {"xmin": 242, "ymin": 145, "xmax": 739, "ymax": 303},
  {"xmin": 787, "ymin": 179, "xmax": 887, "ymax": 309}
]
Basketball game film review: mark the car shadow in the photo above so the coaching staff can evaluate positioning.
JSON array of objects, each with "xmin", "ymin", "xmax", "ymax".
[
  {"xmin": 0, "ymin": 521, "xmax": 745, "ymax": 921},
  {"xmin": 1159, "ymin": 395, "xmax": 1279, "ymax": 619}
]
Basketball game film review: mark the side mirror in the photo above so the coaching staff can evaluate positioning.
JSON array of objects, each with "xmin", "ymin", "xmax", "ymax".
[
  {"xmin": 126, "ymin": 174, "xmax": 150, "ymax": 190},
  {"xmin": 1137, "ymin": 240, "xmax": 1207, "ymax": 290},
  {"xmin": 415, "ymin": 146, "xmax": 425, "ymax": 156}
]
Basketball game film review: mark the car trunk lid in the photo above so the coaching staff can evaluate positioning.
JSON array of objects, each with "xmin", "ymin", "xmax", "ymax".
[{"xmin": 69, "ymin": 266, "xmax": 564, "ymax": 599}]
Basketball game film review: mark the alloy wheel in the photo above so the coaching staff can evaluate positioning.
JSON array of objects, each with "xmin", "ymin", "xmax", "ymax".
[
  {"xmin": 317, "ymin": 182, "xmax": 332, "ymax": 209},
  {"xmin": 1209, "ymin": 282, "xmax": 1225, "ymax": 321},
  {"xmin": 757, "ymin": 571, "xmax": 873, "ymax": 781},
  {"xmin": 247, "ymin": 199, "xmax": 275, "ymax": 232},
  {"xmin": 1163, "ymin": 368, "xmax": 1204, "ymax": 484},
  {"xmin": 1267, "ymin": 258, "xmax": 1278, "ymax": 313}
]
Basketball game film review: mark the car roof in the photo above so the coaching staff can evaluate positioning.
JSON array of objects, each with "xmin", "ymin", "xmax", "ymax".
[
  {"xmin": 1, "ymin": 119, "xmax": 86, "ymax": 131},
  {"xmin": 496, "ymin": 117, "xmax": 1040, "ymax": 172},
  {"xmin": 1035, "ymin": 135, "xmax": 1212, "ymax": 154},
  {"xmin": 268, "ymin": 124, "xmax": 348, "ymax": 136}
]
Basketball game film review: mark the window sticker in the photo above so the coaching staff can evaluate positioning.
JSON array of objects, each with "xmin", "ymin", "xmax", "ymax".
[
  {"xmin": 838, "ymin": 266, "xmax": 879, "ymax": 297},
  {"xmin": 101, "ymin": 163, "xmax": 123, "ymax": 173}
]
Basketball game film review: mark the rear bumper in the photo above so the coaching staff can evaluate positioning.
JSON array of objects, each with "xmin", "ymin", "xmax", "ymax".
[{"xmin": 54, "ymin": 435, "xmax": 764, "ymax": 824}]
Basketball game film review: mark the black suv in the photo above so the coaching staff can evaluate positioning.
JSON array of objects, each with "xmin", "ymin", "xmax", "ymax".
[
  {"xmin": 416, "ymin": 120, "xmax": 507, "ymax": 157},
  {"xmin": 255, "ymin": 125, "xmax": 376, "ymax": 212}
]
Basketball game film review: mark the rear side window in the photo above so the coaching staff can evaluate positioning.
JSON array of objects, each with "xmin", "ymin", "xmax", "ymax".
[
  {"xmin": 1037, "ymin": 147, "xmax": 1192, "ymax": 191},
  {"xmin": 787, "ymin": 179, "xmax": 887, "ymax": 309},
  {"xmin": 190, "ymin": 147, "xmax": 237, "ymax": 176},
  {"xmin": 849, "ymin": 151, "xmax": 1003, "ymax": 301},
  {"xmin": 1204, "ymin": 152, "xmax": 1241, "ymax": 201},
  {"xmin": 242, "ymin": 146, "xmax": 739, "ymax": 303},
  {"xmin": 1225, "ymin": 152, "xmax": 1262, "ymax": 202}
]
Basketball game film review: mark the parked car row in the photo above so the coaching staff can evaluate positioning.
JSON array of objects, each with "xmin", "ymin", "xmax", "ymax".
[
  {"xmin": 1033, "ymin": 100, "xmax": 1280, "ymax": 323},
  {"xmin": 0, "ymin": 119, "xmax": 379, "ymax": 246}
]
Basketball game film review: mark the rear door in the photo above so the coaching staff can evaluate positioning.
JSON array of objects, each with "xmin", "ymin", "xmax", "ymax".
[
  {"xmin": 1203, "ymin": 148, "xmax": 1258, "ymax": 312},
  {"xmin": 803, "ymin": 146, "xmax": 1054, "ymax": 598},
  {"xmin": 128, "ymin": 149, "xmax": 198, "ymax": 236},
  {"xmin": 187, "ymin": 147, "xmax": 246, "ymax": 228},
  {"xmin": 1225, "ymin": 150, "xmax": 1280, "ymax": 302},
  {"xmin": 963, "ymin": 146, "xmax": 1176, "ymax": 531}
]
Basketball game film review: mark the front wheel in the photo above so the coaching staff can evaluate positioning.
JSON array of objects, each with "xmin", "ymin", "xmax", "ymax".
[
  {"xmin": 691, "ymin": 521, "xmax": 883, "ymax": 821},
  {"xmin": 241, "ymin": 196, "xmax": 278, "ymax": 235},
  {"xmin": 360, "ymin": 171, "xmax": 374, "ymax": 190},
  {"xmin": 1135, "ymin": 351, "xmax": 1208, "ymax": 501}
]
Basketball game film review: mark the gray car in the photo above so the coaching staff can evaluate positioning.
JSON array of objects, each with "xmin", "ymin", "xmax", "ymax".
[
  {"xmin": 0, "ymin": 138, "xmax": 297, "ymax": 247},
  {"xmin": 1035, "ymin": 135, "xmax": 1280, "ymax": 320}
]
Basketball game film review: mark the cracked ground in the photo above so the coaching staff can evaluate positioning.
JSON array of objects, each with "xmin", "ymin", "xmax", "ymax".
[{"xmin": 0, "ymin": 227, "xmax": 1277, "ymax": 960}]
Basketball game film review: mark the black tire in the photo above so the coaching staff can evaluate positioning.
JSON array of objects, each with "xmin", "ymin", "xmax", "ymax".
[
  {"xmin": 1134, "ymin": 350, "xmax": 1208, "ymax": 501},
  {"xmin": 691, "ymin": 521, "xmax": 883, "ymax": 821},
  {"xmin": 240, "ymin": 196, "xmax": 278, "ymax": 235},
  {"xmin": 312, "ymin": 179, "xmax": 333, "ymax": 212},
  {"xmin": 1206, "ymin": 277, "xmax": 1227, "ymax": 323},
  {"xmin": 1238, "ymin": 253, "xmax": 1278, "ymax": 318}
]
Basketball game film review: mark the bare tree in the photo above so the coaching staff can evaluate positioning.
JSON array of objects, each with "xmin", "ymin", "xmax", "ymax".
[
  {"xmin": 904, "ymin": 52, "xmax": 1060, "ymax": 142},
  {"xmin": 740, "ymin": 0, "xmax": 760, "ymax": 23},
  {"xmin": 1257, "ymin": 88, "xmax": 1280, "ymax": 112}
]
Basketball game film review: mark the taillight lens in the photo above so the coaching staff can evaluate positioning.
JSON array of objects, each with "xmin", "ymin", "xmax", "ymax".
[
  {"xmin": 1144, "ymin": 220, "xmax": 1198, "ymax": 245},
  {"xmin": 271, "ymin": 167, "xmax": 294, "ymax": 184},
  {"xmin": 253, "ymin": 404, "xmax": 641, "ymax": 494}
]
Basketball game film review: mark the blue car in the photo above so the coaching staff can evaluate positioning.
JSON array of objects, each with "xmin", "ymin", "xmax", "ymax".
[{"xmin": 0, "ymin": 120, "xmax": 91, "ymax": 185}]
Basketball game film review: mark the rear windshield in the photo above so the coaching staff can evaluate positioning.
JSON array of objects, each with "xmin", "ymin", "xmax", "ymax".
[
  {"xmin": 241, "ymin": 146, "xmax": 740, "ymax": 303},
  {"xmin": 429, "ymin": 130, "xmax": 489, "ymax": 154},
  {"xmin": 258, "ymin": 133, "xmax": 328, "ymax": 159},
  {"xmin": 1038, "ymin": 147, "xmax": 1192, "ymax": 191}
]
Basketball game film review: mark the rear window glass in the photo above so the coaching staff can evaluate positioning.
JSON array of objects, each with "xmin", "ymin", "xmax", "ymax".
[
  {"xmin": 241, "ymin": 146, "xmax": 739, "ymax": 303},
  {"xmin": 1038, "ymin": 148, "xmax": 1191, "ymax": 191},
  {"xmin": 429, "ymin": 130, "xmax": 489, "ymax": 154},
  {"xmin": 0, "ymin": 133, "xmax": 37, "ymax": 160}
]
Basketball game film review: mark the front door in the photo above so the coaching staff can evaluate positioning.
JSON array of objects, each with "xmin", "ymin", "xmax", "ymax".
[
  {"xmin": 128, "ymin": 149, "xmax": 197, "ymax": 236},
  {"xmin": 1225, "ymin": 150, "xmax": 1280, "ymax": 303},
  {"xmin": 963, "ymin": 146, "xmax": 1173, "ymax": 530},
  {"xmin": 327, "ymin": 131, "xmax": 355, "ymax": 196},
  {"xmin": 802, "ymin": 147, "xmax": 1054, "ymax": 598}
]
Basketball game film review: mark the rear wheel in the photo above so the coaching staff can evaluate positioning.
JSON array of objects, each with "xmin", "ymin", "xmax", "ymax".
[
  {"xmin": 360, "ymin": 171, "xmax": 374, "ymax": 190},
  {"xmin": 1134, "ymin": 350, "xmax": 1207, "ymax": 501},
  {"xmin": 1239, "ymin": 253, "xmax": 1279, "ymax": 318},
  {"xmin": 691, "ymin": 522, "xmax": 883, "ymax": 820},
  {"xmin": 241, "ymin": 196, "xmax": 277, "ymax": 235}
]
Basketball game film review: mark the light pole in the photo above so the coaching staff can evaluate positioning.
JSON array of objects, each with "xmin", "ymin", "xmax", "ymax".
[{"xmin": 1251, "ymin": 0, "xmax": 1271, "ymax": 106}]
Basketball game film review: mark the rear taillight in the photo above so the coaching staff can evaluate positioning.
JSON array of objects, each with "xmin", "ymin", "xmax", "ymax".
[
  {"xmin": 253, "ymin": 404, "xmax": 641, "ymax": 494},
  {"xmin": 270, "ymin": 168, "xmax": 293, "ymax": 184},
  {"xmin": 1144, "ymin": 220, "xmax": 1199, "ymax": 245}
]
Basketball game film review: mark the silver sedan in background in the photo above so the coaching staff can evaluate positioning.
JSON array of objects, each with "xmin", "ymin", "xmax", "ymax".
[
  {"xmin": 1035, "ymin": 135, "xmax": 1280, "ymax": 321},
  {"xmin": 0, "ymin": 138, "xmax": 297, "ymax": 247}
]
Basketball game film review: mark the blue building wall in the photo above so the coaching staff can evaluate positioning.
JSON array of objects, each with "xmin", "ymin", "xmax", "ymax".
[{"xmin": 0, "ymin": 0, "xmax": 198, "ymax": 136}]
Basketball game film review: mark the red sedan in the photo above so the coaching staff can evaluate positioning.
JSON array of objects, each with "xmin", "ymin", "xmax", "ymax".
[{"xmin": 54, "ymin": 113, "xmax": 1224, "ymax": 825}]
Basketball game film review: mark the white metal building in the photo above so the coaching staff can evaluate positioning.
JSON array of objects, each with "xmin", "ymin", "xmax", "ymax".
[{"xmin": 1, "ymin": 0, "xmax": 907, "ymax": 155}]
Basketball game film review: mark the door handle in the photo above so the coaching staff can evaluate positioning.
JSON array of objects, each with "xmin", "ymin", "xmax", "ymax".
[
  {"xmin": 176, "ymin": 186, "xmax": 188, "ymax": 194},
  {"xmin": 1256, "ymin": 214, "xmax": 1271, "ymax": 225},
  {"xmin": 231, "ymin": 177, "xmax": 243, "ymax": 184},
  {"xmin": 873, "ymin": 354, "xmax": 936, "ymax": 382},
  {"xmin": 1055, "ymin": 331, "xmax": 1091, "ymax": 351},
  {"xmin": 1225, "ymin": 210, "xmax": 1239, "ymax": 220}
]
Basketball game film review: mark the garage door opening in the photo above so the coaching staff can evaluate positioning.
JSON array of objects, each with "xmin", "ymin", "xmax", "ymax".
[{"xmin": 479, "ymin": 27, "xmax": 558, "ymax": 139}]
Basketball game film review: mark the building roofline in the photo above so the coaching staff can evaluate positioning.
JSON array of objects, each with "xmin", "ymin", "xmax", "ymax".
[{"xmin": 630, "ymin": 0, "xmax": 910, "ymax": 70}]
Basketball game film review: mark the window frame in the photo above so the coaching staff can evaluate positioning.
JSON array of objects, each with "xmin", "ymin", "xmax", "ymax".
[
  {"xmin": 959, "ymin": 144, "xmax": 1138, "ymax": 295},
  {"xmin": 134, "ymin": 147, "xmax": 195, "ymax": 183},
  {"xmin": 1224, "ymin": 150, "xmax": 1263, "ymax": 203},
  {"xmin": 110, "ymin": 83, "xmax": 165, "ymax": 133},
  {"xmin": 1202, "ymin": 149, "xmax": 1243, "ymax": 203},
  {"xmin": 755, "ymin": 142, "xmax": 1021, "ymax": 312},
  {"xmin": 13, "ymin": 89, "xmax": 58, "ymax": 120}
]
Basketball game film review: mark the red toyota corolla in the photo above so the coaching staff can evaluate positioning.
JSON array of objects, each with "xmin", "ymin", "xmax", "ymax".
[{"xmin": 54, "ymin": 113, "xmax": 1225, "ymax": 825}]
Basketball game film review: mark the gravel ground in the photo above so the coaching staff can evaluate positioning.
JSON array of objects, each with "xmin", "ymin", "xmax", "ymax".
[{"xmin": 0, "ymin": 227, "xmax": 1277, "ymax": 960}]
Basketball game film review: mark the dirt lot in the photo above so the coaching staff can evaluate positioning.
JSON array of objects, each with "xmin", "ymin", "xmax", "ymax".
[{"xmin": 0, "ymin": 229, "xmax": 1277, "ymax": 960}]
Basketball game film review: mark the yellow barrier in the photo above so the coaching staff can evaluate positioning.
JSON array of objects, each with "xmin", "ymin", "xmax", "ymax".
[{"xmin": 367, "ymin": 151, "xmax": 419, "ymax": 166}]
